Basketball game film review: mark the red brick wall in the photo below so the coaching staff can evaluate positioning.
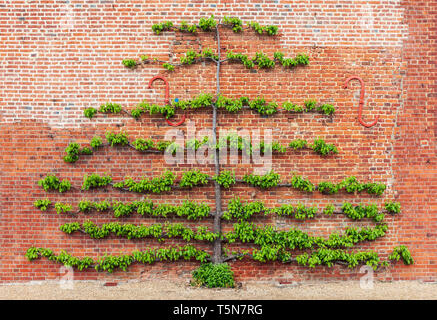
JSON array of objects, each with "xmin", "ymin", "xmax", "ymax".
[{"xmin": 0, "ymin": 0, "xmax": 435, "ymax": 283}]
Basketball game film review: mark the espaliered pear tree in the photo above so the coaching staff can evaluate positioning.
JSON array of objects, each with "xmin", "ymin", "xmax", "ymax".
[{"xmin": 28, "ymin": 15, "xmax": 413, "ymax": 288}]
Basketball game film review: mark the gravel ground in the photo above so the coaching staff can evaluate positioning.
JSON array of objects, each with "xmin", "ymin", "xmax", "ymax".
[{"xmin": 1, "ymin": 280, "xmax": 436, "ymax": 300}]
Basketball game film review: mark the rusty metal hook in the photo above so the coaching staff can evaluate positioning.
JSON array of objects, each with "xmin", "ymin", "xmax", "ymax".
[
  {"xmin": 343, "ymin": 76, "xmax": 378, "ymax": 128},
  {"xmin": 148, "ymin": 75, "xmax": 186, "ymax": 126}
]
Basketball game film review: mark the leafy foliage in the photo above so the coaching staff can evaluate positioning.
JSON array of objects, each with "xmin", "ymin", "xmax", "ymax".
[
  {"xmin": 179, "ymin": 20, "xmax": 197, "ymax": 33},
  {"xmin": 304, "ymin": 99, "xmax": 317, "ymax": 112},
  {"xmin": 248, "ymin": 97, "xmax": 278, "ymax": 115},
  {"xmin": 389, "ymin": 245, "xmax": 414, "ymax": 265},
  {"xmin": 135, "ymin": 200, "xmax": 210, "ymax": 220},
  {"xmin": 323, "ymin": 204, "xmax": 335, "ymax": 216},
  {"xmin": 256, "ymin": 141, "xmax": 287, "ymax": 154},
  {"xmin": 317, "ymin": 104, "xmax": 335, "ymax": 116},
  {"xmin": 243, "ymin": 170, "xmax": 280, "ymax": 189},
  {"xmin": 60, "ymin": 220, "xmax": 218, "ymax": 242},
  {"xmin": 106, "ymin": 131, "xmax": 129, "ymax": 147},
  {"xmin": 317, "ymin": 181, "xmax": 339, "ymax": 195},
  {"xmin": 282, "ymin": 100, "xmax": 334, "ymax": 116},
  {"xmin": 64, "ymin": 142, "xmax": 81, "ymax": 163},
  {"xmin": 122, "ymin": 59, "xmax": 137, "ymax": 68},
  {"xmin": 227, "ymin": 51, "xmax": 308, "ymax": 70},
  {"xmin": 143, "ymin": 139, "xmax": 179, "ymax": 154},
  {"xmin": 338, "ymin": 177, "xmax": 386, "ymax": 196},
  {"xmin": 282, "ymin": 102, "xmax": 304, "ymax": 113},
  {"xmin": 198, "ymin": 15, "xmax": 217, "ymax": 31},
  {"xmin": 186, "ymin": 136, "xmax": 210, "ymax": 151},
  {"xmin": 131, "ymin": 101, "xmax": 175, "ymax": 119},
  {"xmin": 179, "ymin": 170, "xmax": 209, "ymax": 188},
  {"xmin": 248, "ymin": 21, "xmax": 278, "ymax": 35},
  {"xmin": 151, "ymin": 21, "xmax": 173, "ymax": 35},
  {"xmin": 90, "ymin": 136, "xmax": 103, "ymax": 149},
  {"xmin": 99, "ymin": 102, "xmax": 122, "ymax": 114},
  {"xmin": 385, "ymin": 201, "xmax": 401, "ymax": 214},
  {"xmin": 113, "ymin": 171, "xmax": 175, "ymax": 194},
  {"xmin": 364, "ymin": 182, "xmax": 387, "ymax": 196},
  {"xmin": 226, "ymin": 222, "xmax": 387, "ymax": 253},
  {"xmin": 253, "ymin": 52, "xmax": 275, "ymax": 68},
  {"xmin": 341, "ymin": 203, "xmax": 384, "ymax": 222},
  {"xmin": 151, "ymin": 16, "xmax": 277, "ymax": 37},
  {"xmin": 223, "ymin": 198, "xmax": 318, "ymax": 221},
  {"xmin": 38, "ymin": 170, "xmax": 388, "ymax": 199},
  {"xmin": 54, "ymin": 202, "xmax": 72, "ymax": 215},
  {"xmin": 84, "ymin": 107, "xmax": 97, "ymax": 119},
  {"xmin": 274, "ymin": 52, "xmax": 309, "ymax": 67},
  {"xmin": 78, "ymin": 200, "xmax": 93, "ymax": 212},
  {"xmin": 85, "ymin": 94, "xmax": 337, "ymax": 122},
  {"xmin": 271, "ymin": 203, "xmax": 318, "ymax": 220},
  {"xmin": 80, "ymin": 147, "xmax": 93, "ymax": 155},
  {"xmin": 222, "ymin": 16, "xmax": 243, "ymax": 32},
  {"xmin": 212, "ymin": 170, "xmax": 236, "ymax": 188},
  {"xmin": 59, "ymin": 222, "xmax": 80, "ymax": 234},
  {"xmin": 38, "ymin": 175, "xmax": 71, "ymax": 193},
  {"xmin": 296, "ymin": 249, "xmax": 382, "ymax": 270},
  {"xmin": 82, "ymin": 173, "xmax": 112, "ymax": 191},
  {"xmin": 180, "ymin": 49, "xmax": 200, "ymax": 65},
  {"xmin": 26, "ymin": 246, "xmax": 209, "ymax": 272},
  {"xmin": 226, "ymin": 50, "xmax": 255, "ymax": 69},
  {"xmin": 64, "ymin": 137, "xmax": 104, "ymax": 163},
  {"xmin": 192, "ymin": 263, "xmax": 235, "ymax": 288},
  {"xmin": 291, "ymin": 175, "xmax": 316, "ymax": 192},
  {"xmin": 216, "ymin": 96, "xmax": 244, "ymax": 112},
  {"xmin": 223, "ymin": 198, "xmax": 266, "ymax": 221},
  {"xmin": 310, "ymin": 138, "xmax": 338, "ymax": 156},
  {"xmin": 93, "ymin": 200, "xmax": 111, "ymax": 212},
  {"xmin": 133, "ymin": 138, "xmax": 154, "ymax": 151},
  {"xmin": 216, "ymin": 133, "xmax": 251, "ymax": 155},
  {"xmin": 62, "ymin": 136, "xmax": 102, "ymax": 163},
  {"xmin": 34, "ymin": 199, "xmax": 51, "ymax": 211},
  {"xmin": 25, "ymin": 247, "xmax": 93, "ymax": 271},
  {"xmin": 162, "ymin": 63, "xmax": 175, "ymax": 71},
  {"xmin": 288, "ymin": 139, "xmax": 308, "ymax": 150},
  {"xmin": 295, "ymin": 176, "xmax": 388, "ymax": 196}
]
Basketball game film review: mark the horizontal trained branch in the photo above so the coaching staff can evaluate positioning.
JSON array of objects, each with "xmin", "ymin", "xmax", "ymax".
[
  {"xmin": 60, "ymin": 220, "xmax": 219, "ymax": 242},
  {"xmin": 222, "ymin": 198, "xmax": 401, "ymax": 222},
  {"xmin": 224, "ymin": 244, "xmax": 414, "ymax": 268},
  {"xmin": 150, "ymin": 15, "xmax": 278, "ymax": 36},
  {"xmin": 388, "ymin": 245, "xmax": 414, "ymax": 265},
  {"xmin": 37, "ymin": 170, "xmax": 388, "ymax": 196},
  {"xmin": 34, "ymin": 199, "xmax": 212, "ymax": 219},
  {"xmin": 25, "ymin": 246, "xmax": 210, "ymax": 273},
  {"xmin": 190, "ymin": 134, "xmax": 338, "ymax": 156},
  {"xmin": 24, "ymin": 243, "xmax": 413, "ymax": 274},
  {"xmin": 83, "ymin": 94, "xmax": 336, "ymax": 121},
  {"xmin": 58, "ymin": 220, "xmax": 389, "ymax": 254},
  {"xmin": 225, "ymin": 221, "xmax": 388, "ymax": 250},
  {"xmin": 64, "ymin": 133, "xmax": 174, "ymax": 163},
  {"xmin": 222, "ymin": 246, "xmax": 412, "ymax": 270},
  {"xmin": 224, "ymin": 50, "xmax": 308, "ymax": 70},
  {"xmin": 34, "ymin": 197, "xmax": 401, "ymax": 224},
  {"xmin": 240, "ymin": 171, "xmax": 387, "ymax": 196},
  {"xmin": 64, "ymin": 131, "xmax": 338, "ymax": 163},
  {"xmin": 37, "ymin": 175, "xmax": 71, "ymax": 193},
  {"xmin": 123, "ymin": 49, "xmax": 309, "ymax": 72},
  {"xmin": 123, "ymin": 48, "xmax": 220, "ymax": 71}
]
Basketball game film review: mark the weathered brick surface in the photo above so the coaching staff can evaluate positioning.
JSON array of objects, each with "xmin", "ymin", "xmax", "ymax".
[{"xmin": 0, "ymin": 0, "xmax": 435, "ymax": 283}]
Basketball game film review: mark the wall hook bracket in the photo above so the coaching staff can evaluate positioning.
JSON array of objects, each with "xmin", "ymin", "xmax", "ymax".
[
  {"xmin": 148, "ymin": 75, "xmax": 186, "ymax": 126},
  {"xmin": 343, "ymin": 76, "xmax": 378, "ymax": 128}
]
